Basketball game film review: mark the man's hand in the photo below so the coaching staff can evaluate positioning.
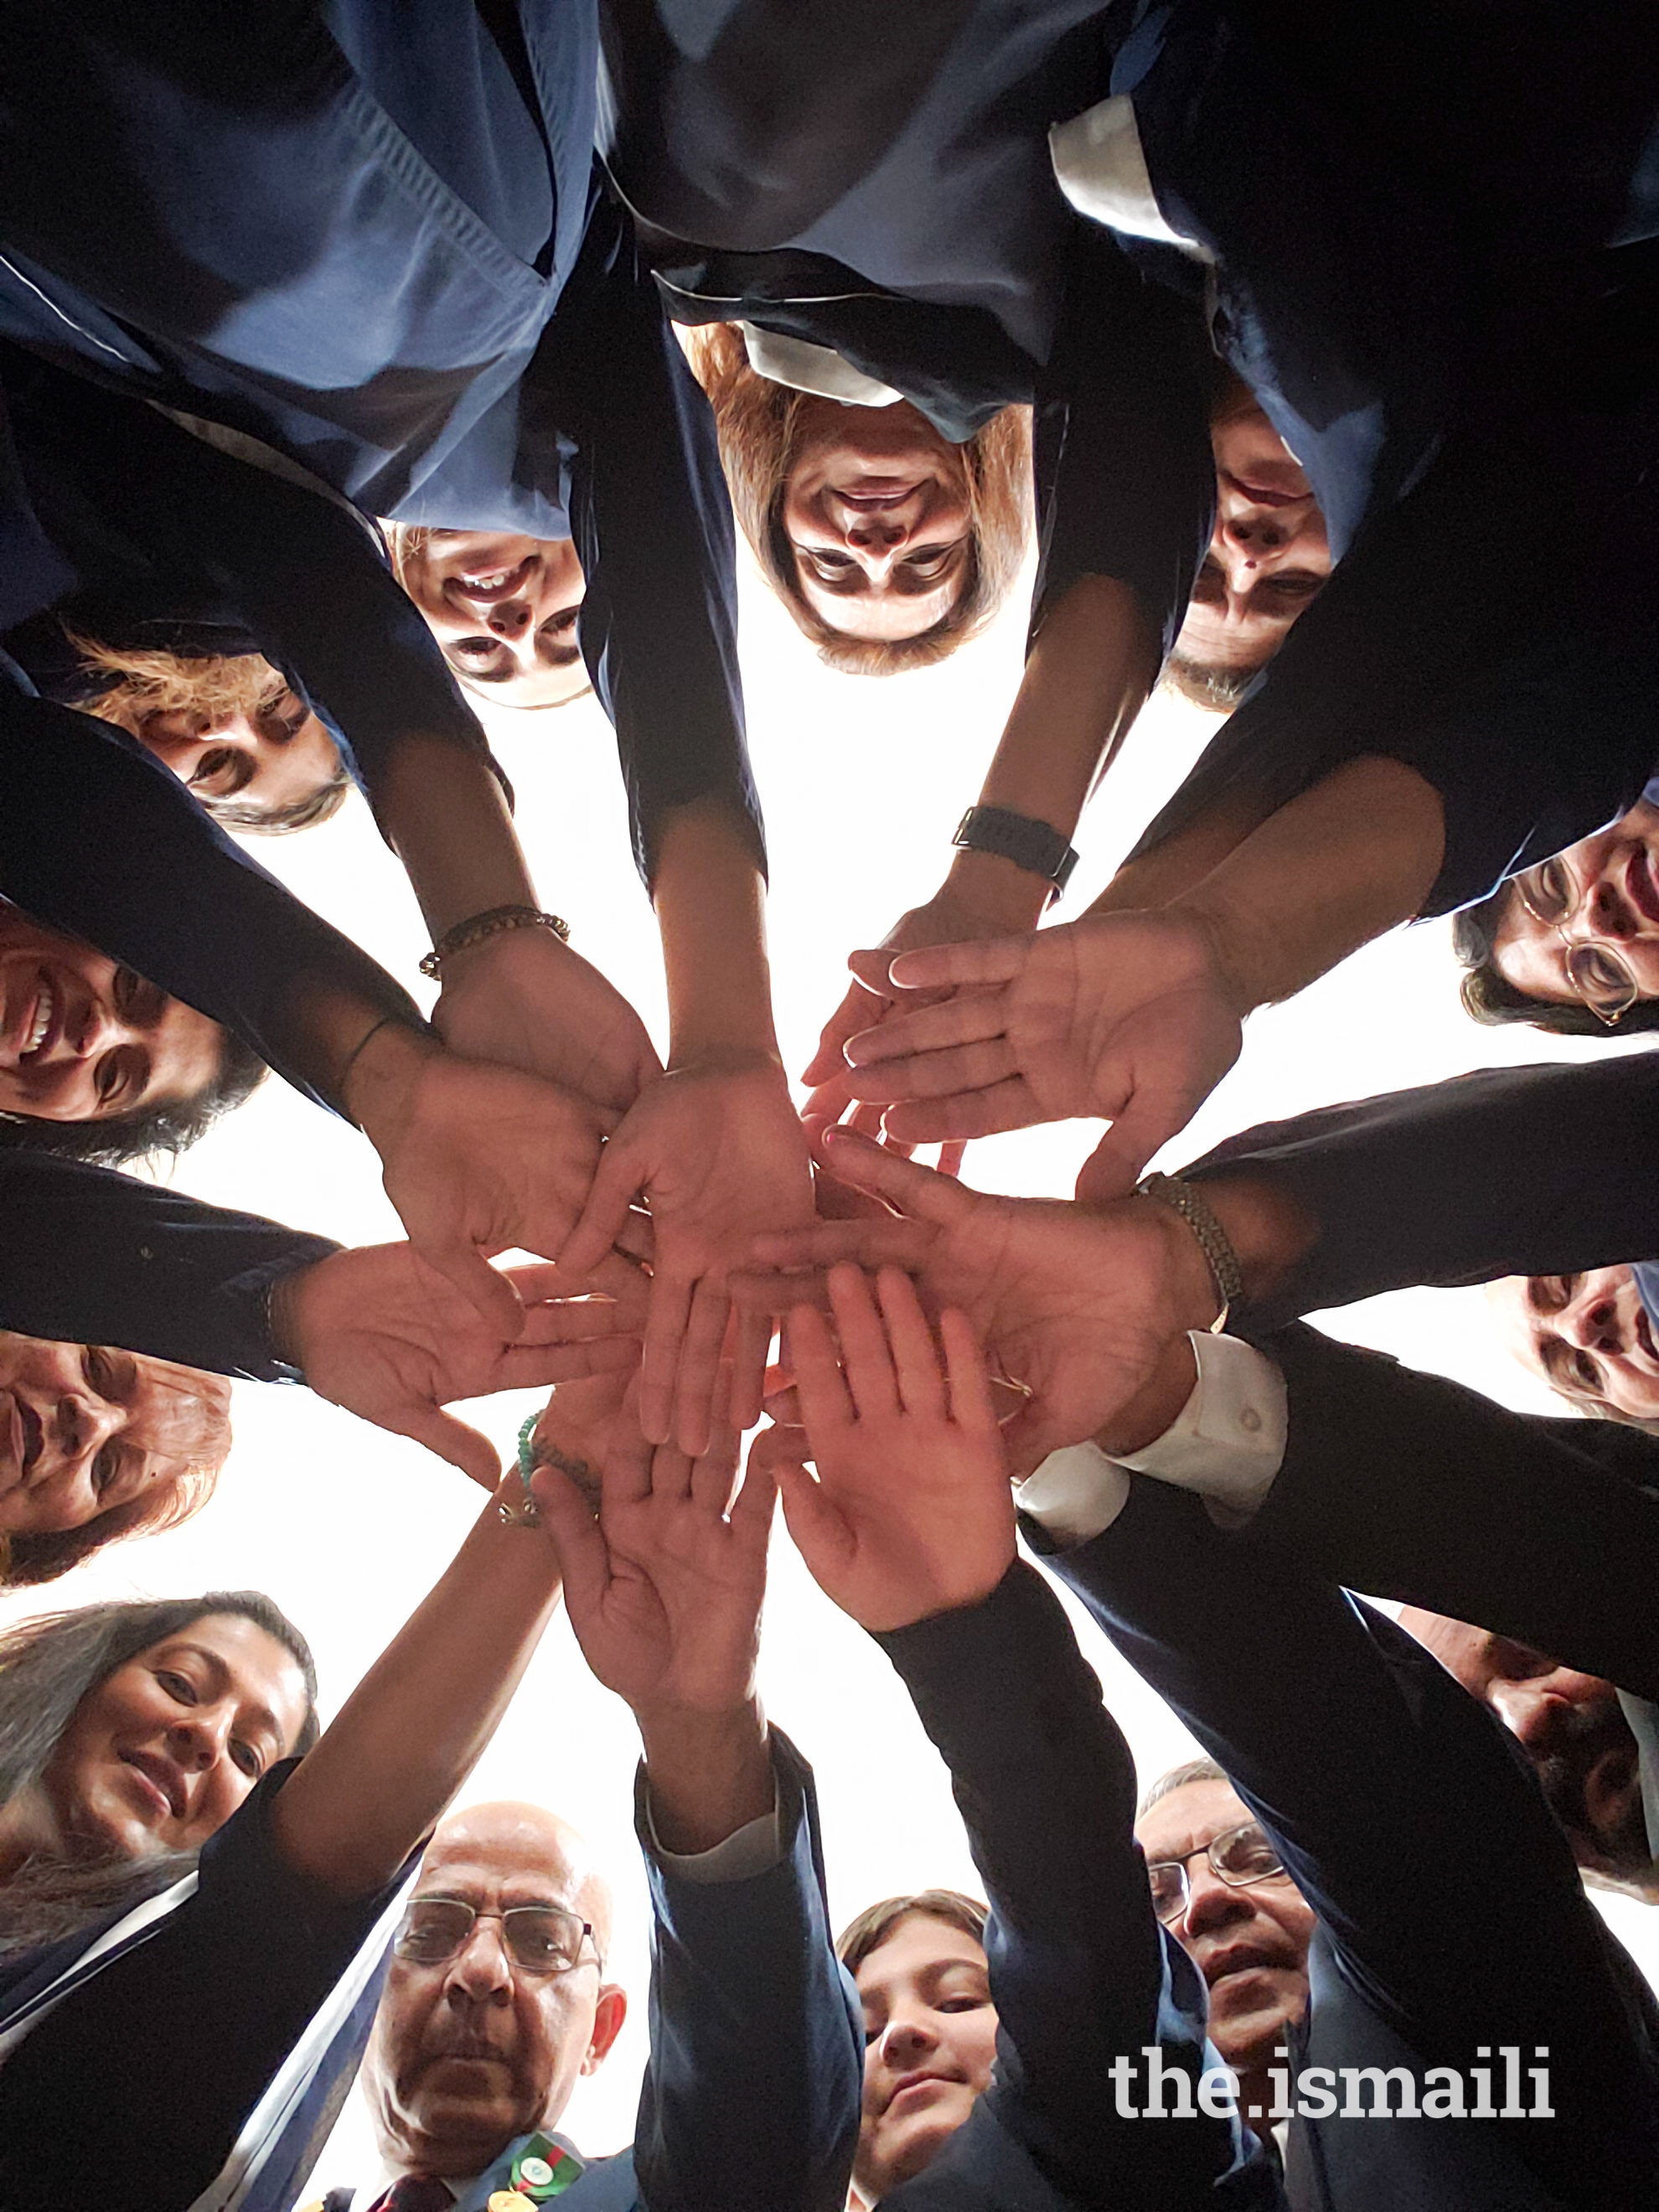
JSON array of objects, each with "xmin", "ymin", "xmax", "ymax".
[
  {"xmin": 560, "ymin": 1052, "xmax": 814, "ymax": 1456},
  {"xmin": 734, "ymin": 1128, "xmax": 1218, "ymax": 1476},
  {"xmin": 434, "ymin": 925, "xmax": 661, "ymax": 1114},
  {"xmin": 271, "ymin": 1245, "xmax": 643, "ymax": 1486},
  {"xmin": 344, "ymin": 1023, "xmax": 618, "ymax": 1337},
  {"xmin": 767, "ymin": 1265, "xmax": 1012, "ymax": 1632},
  {"xmin": 838, "ymin": 909, "xmax": 1246, "ymax": 1196}
]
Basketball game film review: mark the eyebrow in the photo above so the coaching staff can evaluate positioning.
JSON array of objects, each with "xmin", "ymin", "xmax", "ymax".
[{"xmin": 169, "ymin": 1641, "xmax": 288, "ymax": 1748}]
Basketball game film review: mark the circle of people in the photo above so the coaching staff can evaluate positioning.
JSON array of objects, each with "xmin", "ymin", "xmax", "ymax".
[{"xmin": 0, "ymin": 7, "xmax": 1655, "ymax": 2209}]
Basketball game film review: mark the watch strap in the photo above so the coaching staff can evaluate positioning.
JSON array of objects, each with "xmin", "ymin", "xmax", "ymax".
[{"xmin": 952, "ymin": 806, "xmax": 1079, "ymax": 895}]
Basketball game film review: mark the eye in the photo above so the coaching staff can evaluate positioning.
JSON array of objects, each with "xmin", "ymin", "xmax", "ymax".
[
  {"xmin": 188, "ymin": 747, "xmax": 244, "ymax": 793},
  {"xmin": 802, "ymin": 548, "xmax": 855, "ymax": 579},
  {"xmin": 81, "ymin": 1344, "xmax": 116, "ymax": 1395},
  {"xmin": 90, "ymin": 1443, "xmax": 121, "ymax": 1497},
  {"xmin": 157, "ymin": 1669, "xmax": 198, "ymax": 1706},
  {"xmin": 1573, "ymin": 1349, "xmax": 1602, "ymax": 1392},
  {"xmin": 897, "ymin": 545, "xmax": 958, "ymax": 581},
  {"xmin": 229, "ymin": 1738, "xmax": 264, "ymax": 1780}
]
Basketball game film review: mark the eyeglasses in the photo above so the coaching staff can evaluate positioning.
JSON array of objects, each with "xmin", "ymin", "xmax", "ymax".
[
  {"xmin": 1145, "ymin": 1820, "xmax": 1290, "ymax": 1923},
  {"xmin": 1512, "ymin": 859, "xmax": 1637, "ymax": 1026},
  {"xmin": 392, "ymin": 1898, "xmax": 602, "ymax": 1976}
]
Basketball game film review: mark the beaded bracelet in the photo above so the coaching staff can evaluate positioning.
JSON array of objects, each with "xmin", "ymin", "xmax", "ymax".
[
  {"xmin": 420, "ymin": 903, "xmax": 571, "ymax": 979},
  {"xmin": 1135, "ymin": 1171, "xmax": 1246, "ymax": 1332}
]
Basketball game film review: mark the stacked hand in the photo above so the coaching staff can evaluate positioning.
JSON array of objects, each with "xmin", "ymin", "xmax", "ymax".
[
  {"xmin": 835, "ymin": 908, "xmax": 1247, "ymax": 1198},
  {"xmin": 271, "ymin": 1243, "xmax": 643, "ymax": 1487},
  {"xmin": 759, "ymin": 1264, "xmax": 1012, "ymax": 1631},
  {"xmin": 433, "ymin": 923, "xmax": 661, "ymax": 1114},
  {"xmin": 736, "ymin": 1127, "xmax": 1218, "ymax": 1475}
]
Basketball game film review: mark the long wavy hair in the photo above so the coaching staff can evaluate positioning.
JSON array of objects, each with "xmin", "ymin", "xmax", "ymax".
[
  {"xmin": 59, "ymin": 631, "xmax": 350, "ymax": 835},
  {"xmin": 0, "ymin": 1592, "xmax": 319, "ymax": 1960},
  {"xmin": 682, "ymin": 325, "xmax": 1031, "ymax": 674}
]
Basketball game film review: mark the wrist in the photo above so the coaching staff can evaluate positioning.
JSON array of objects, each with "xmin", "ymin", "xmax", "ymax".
[
  {"xmin": 1183, "ymin": 1170, "xmax": 1319, "ymax": 1306},
  {"xmin": 941, "ymin": 845, "xmax": 1053, "ymax": 932},
  {"xmin": 636, "ymin": 1701, "xmax": 772, "ymax": 1854},
  {"xmin": 1162, "ymin": 896, "xmax": 1260, "ymax": 1019},
  {"xmin": 340, "ymin": 1016, "xmax": 442, "ymax": 1138},
  {"xmin": 265, "ymin": 1262, "xmax": 318, "ymax": 1371},
  {"xmin": 1093, "ymin": 1331, "xmax": 1200, "ymax": 1456}
]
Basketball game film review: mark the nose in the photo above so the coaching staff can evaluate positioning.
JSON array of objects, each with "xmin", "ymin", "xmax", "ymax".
[
  {"xmin": 1489, "ymin": 1672, "xmax": 1598, "ymax": 1750},
  {"xmin": 1560, "ymin": 1280, "xmax": 1625, "ymax": 1355},
  {"xmin": 1217, "ymin": 509, "xmax": 1289, "ymax": 566},
  {"xmin": 447, "ymin": 1920, "xmax": 514, "ymax": 2004},
  {"xmin": 1586, "ymin": 870, "xmax": 1640, "ymax": 940},
  {"xmin": 878, "ymin": 2008, "xmax": 940, "ymax": 2072},
  {"xmin": 167, "ymin": 1698, "xmax": 237, "ymax": 1775},
  {"xmin": 50, "ymin": 1388, "xmax": 121, "ymax": 1476},
  {"xmin": 1181, "ymin": 1860, "xmax": 1253, "ymax": 1941},
  {"xmin": 486, "ymin": 597, "xmax": 535, "ymax": 640}
]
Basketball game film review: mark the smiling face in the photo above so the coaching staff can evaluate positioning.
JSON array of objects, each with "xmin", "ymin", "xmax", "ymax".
[
  {"xmin": 395, "ymin": 532, "xmax": 588, "ymax": 708},
  {"xmin": 1487, "ymin": 798, "xmax": 1659, "ymax": 1019},
  {"xmin": 33, "ymin": 1612, "xmax": 309, "ymax": 1864},
  {"xmin": 106, "ymin": 672, "xmax": 341, "ymax": 815},
  {"xmin": 1488, "ymin": 1268, "xmax": 1659, "ymax": 1421},
  {"xmin": 1134, "ymin": 1778, "xmax": 1315, "ymax": 2078},
  {"xmin": 852, "ymin": 1911, "xmax": 999, "ymax": 2200},
  {"xmin": 364, "ymin": 1802, "xmax": 623, "ymax": 2181},
  {"xmin": 0, "ymin": 1330, "xmax": 229, "ymax": 1539},
  {"xmin": 1174, "ymin": 387, "xmax": 1331, "ymax": 673},
  {"xmin": 0, "ymin": 909, "xmax": 225, "ymax": 1124},
  {"xmin": 1398, "ymin": 1609, "xmax": 1654, "ymax": 1888},
  {"xmin": 779, "ymin": 399, "xmax": 974, "ymax": 643}
]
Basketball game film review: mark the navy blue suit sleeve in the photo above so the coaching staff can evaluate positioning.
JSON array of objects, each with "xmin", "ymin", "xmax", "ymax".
[
  {"xmin": 1029, "ymin": 230, "xmax": 1216, "ymax": 668},
  {"xmin": 0, "ymin": 669, "xmax": 421, "ymax": 1112},
  {"xmin": 629, "ymin": 1729, "xmax": 861, "ymax": 2212},
  {"xmin": 1043, "ymin": 1482, "xmax": 1659, "ymax": 2203},
  {"xmin": 0, "ymin": 1151, "xmax": 337, "ymax": 1380},
  {"xmin": 876, "ymin": 1561, "xmax": 1274, "ymax": 2207},
  {"xmin": 1240, "ymin": 1321, "xmax": 1659, "ymax": 1701},
  {"xmin": 523, "ymin": 183, "xmax": 760, "ymax": 886},
  {"xmin": 1182, "ymin": 1056, "xmax": 1659, "ymax": 1325}
]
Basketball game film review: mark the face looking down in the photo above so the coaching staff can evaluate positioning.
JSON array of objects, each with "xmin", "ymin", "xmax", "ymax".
[
  {"xmin": 1174, "ymin": 387, "xmax": 1331, "ymax": 674},
  {"xmin": 1134, "ymin": 1777, "xmax": 1315, "ymax": 2082},
  {"xmin": 1489, "ymin": 1267, "xmax": 1659, "ymax": 1423},
  {"xmin": 781, "ymin": 398, "xmax": 974, "ymax": 643},
  {"xmin": 110, "ymin": 674, "xmax": 340, "ymax": 814},
  {"xmin": 0, "ymin": 1329, "xmax": 229, "ymax": 1541},
  {"xmin": 395, "ymin": 531, "xmax": 589, "ymax": 709},
  {"xmin": 1486, "ymin": 798, "xmax": 1659, "ymax": 1022},
  {"xmin": 0, "ymin": 907, "xmax": 225, "ymax": 1125},
  {"xmin": 1399, "ymin": 1609, "xmax": 1653, "ymax": 1887},
  {"xmin": 364, "ymin": 1801, "xmax": 624, "ymax": 2180},
  {"xmin": 852, "ymin": 1910, "xmax": 999, "ymax": 2201},
  {"xmin": 29, "ymin": 1611, "xmax": 310, "ymax": 1866}
]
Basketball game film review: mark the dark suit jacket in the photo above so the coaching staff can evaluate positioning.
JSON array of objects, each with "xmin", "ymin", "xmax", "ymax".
[
  {"xmin": 1184, "ymin": 1054, "xmax": 1659, "ymax": 1328},
  {"xmin": 1042, "ymin": 1483, "xmax": 1659, "ymax": 2209},
  {"xmin": 872, "ymin": 1561, "xmax": 1281, "ymax": 2209}
]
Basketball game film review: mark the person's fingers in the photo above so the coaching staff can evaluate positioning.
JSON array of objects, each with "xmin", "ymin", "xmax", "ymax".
[
  {"xmin": 559, "ymin": 1137, "xmax": 645, "ymax": 1279},
  {"xmin": 844, "ymin": 990, "xmax": 1007, "ymax": 1068},
  {"xmin": 937, "ymin": 1140, "xmax": 968, "ymax": 1179},
  {"xmin": 879, "ymin": 1078, "xmax": 1036, "ymax": 1145},
  {"xmin": 1075, "ymin": 1088, "xmax": 1191, "ymax": 1197},
  {"xmin": 774, "ymin": 1454, "xmax": 850, "ymax": 1584},
  {"xmin": 638, "ymin": 1271, "xmax": 695, "ymax": 1446},
  {"xmin": 844, "ymin": 1036, "xmax": 1019, "ymax": 1106},
  {"xmin": 847, "ymin": 1098, "xmax": 894, "ymax": 1142},
  {"xmin": 600, "ymin": 1382, "xmax": 655, "ymax": 1510},
  {"xmin": 802, "ymin": 969, "xmax": 892, "ymax": 1085},
  {"xmin": 530, "ymin": 1460, "xmax": 610, "ymax": 1609},
  {"xmin": 689, "ymin": 1422, "xmax": 742, "ymax": 1516},
  {"xmin": 671, "ymin": 1278, "xmax": 732, "ymax": 1459},
  {"xmin": 611, "ymin": 1206, "xmax": 655, "ymax": 1266},
  {"xmin": 727, "ymin": 1304, "xmax": 774, "ymax": 1433},
  {"xmin": 876, "ymin": 1264, "xmax": 947, "ymax": 1421},
  {"xmin": 648, "ymin": 1435, "xmax": 698, "ymax": 1508},
  {"xmin": 802, "ymin": 1070, "xmax": 859, "ymax": 1127},
  {"xmin": 939, "ymin": 1305, "xmax": 998, "ymax": 1438},
  {"xmin": 761, "ymin": 1379, "xmax": 804, "ymax": 1429},
  {"xmin": 378, "ymin": 1400, "xmax": 502, "ymax": 1489},
  {"xmin": 513, "ymin": 1297, "xmax": 643, "ymax": 1346},
  {"xmin": 418, "ymin": 1237, "xmax": 527, "ymax": 1341},
  {"xmin": 787, "ymin": 1298, "xmax": 856, "ymax": 1439},
  {"xmin": 816, "ymin": 1125, "xmax": 969, "ymax": 1222},
  {"xmin": 825, "ymin": 1263, "xmax": 901, "ymax": 1422},
  {"xmin": 731, "ymin": 1431, "xmax": 779, "ymax": 1543},
  {"xmin": 886, "ymin": 938, "xmax": 1028, "ymax": 992},
  {"xmin": 497, "ymin": 1336, "xmax": 643, "ymax": 1390}
]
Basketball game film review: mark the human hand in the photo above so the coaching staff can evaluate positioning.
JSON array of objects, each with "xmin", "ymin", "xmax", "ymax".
[
  {"xmin": 734, "ymin": 1127, "xmax": 1218, "ymax": 1476},
  {"xmin": 434, "ymin": 925, "xmax": 660, "ymax": 1114},
  {"xmin": 766, "ymin": 1264, "xmax": 1011, "ymax": 1631},
  {"xmin": 560, "ymin": 1052, "xmax": 814, "ymax": 1455},
  {"xmin": 344, "ymin": 1023, "xmax": 616, "ymax": 1337},
  {"xmin": 525, "ymin": 1364, "xmax": 637, "ymax": 1511},
  {"xmin": 532, "ymin": 1385, "xmax": 775, "ymax": 1719},
  {"xmin": 271, "ymin": 1244, "xmax": 643, "ymax": 1486},
  {"xmin": 838, "ymin": 909, "xmax": 1245, "ymax": 1196}
]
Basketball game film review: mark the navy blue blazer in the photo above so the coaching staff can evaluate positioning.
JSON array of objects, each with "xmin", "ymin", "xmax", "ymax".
[
  {"xmin": 0, "ymin": 2, "xmax": 756, "ymax": 884},
  {"xmin": 873, "ymin": 1562, "xmax": 1280, "ymax": 2209},
  {"xmin": 1043, "ymin": 1482, "xmax": 1659, "ymax": 2209}
]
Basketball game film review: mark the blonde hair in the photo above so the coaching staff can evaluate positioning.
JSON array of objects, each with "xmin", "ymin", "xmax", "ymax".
[
  {"xmin": 383, "ymin": 524, "xmax": 594, "ymax": 712},
  {"xmin": 681, "ymin": 324, "xmax": 1032, "ymax": 674},
  {"xmin": 63, "ymin": 630, "xmax": 349, "ymax": 833}
]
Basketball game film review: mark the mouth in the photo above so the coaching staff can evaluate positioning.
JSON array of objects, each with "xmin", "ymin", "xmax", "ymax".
[
  {"xmin": 446, "ymin": 556, "xmax": 535, "ymax": 605},
  {"xmin": 884, "ymin": 2071, "xmax": 955, "ymax": 2115},
  {"xmin": 834, "ymin": 477, "xmax": 922, "ymax": 509},
  {"xmin": 1198, "ymin": 1942, "xmax": 1284, "ymax": 1991},
  {"xmin": 4, "ymin": 974, "xmax": 58, "ymax": 1068},
  {"xmin": 1583, "ymin": 1741, "xmax": 1641, "ymax": 1836},
  {"xmin": 1625, "ymin": 846, "xmax": 1659, "ymax": 928},
  {"xmin": 1636, "ymin": 1306, "xmax": 1658, "ymax": 1367},
  {"xmin": 120, "ymin": 1750, "xmax": 184, "ymax": 1822}
]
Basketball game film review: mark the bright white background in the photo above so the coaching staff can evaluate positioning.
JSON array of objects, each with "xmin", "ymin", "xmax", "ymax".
[{"xmin": 5, "ymin": 537, "xmax": 1651, "ymax": 2189}]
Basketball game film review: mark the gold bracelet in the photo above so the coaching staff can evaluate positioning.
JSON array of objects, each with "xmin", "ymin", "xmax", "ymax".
[
  {"xmin": 421, "ymin": 904, "xmax": 571, "ymax": 979},
  {"xmin": 1136, "ymin": 1171, "xmax": 1245, "ymax": 1332}
]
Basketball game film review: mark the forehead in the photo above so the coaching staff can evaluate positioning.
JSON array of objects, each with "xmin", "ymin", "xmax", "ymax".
[
  {"xmin": 1489, "ymin": 897, "xmax": 1575, "ymax": 1004},
  {"xmin": 135, "ymin": 1615, "xmax": 310, "ymax": 1744},
  {"xmin": 856, "ymin": 1913, "xmax": 986, "ymax": 1996},
  {"xmin": 1136, "ymin": 1777, "xmax": 1249, "ymax": 1859},
  {"xmin": 418, "ymin": 1813, "xmax": 581, "ymax": 1903}
]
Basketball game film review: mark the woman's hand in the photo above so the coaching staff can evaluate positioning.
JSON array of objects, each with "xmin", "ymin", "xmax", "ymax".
[
  {"xmin": 434, "ymin": 925, "xmax": 660, "ymax": 1114},
  {"xmin": 560, "ymin": 1051, "xmax": 814, "ymax": 1455},
  {"xmin": 734, "ymin": 1127, "xmax": 1219, "ymax": 1476},
  {"xmin": 343, "ymin": 1021, "xmax": 618, "ymax": 1336},
  {"xmin": 271, "ymin": 1246, "xmax": 642, "ymax": 1486},
  {"xmin": 767, "ymin": 1264, "xmax": 1012, "ymax": 1632},
  {"xmin": 838, "ymin": 908, "xmax": 1246, "ymax": 1197}
]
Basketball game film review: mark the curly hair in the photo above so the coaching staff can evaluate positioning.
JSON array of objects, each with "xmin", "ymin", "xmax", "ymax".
[
  {"xmin": 681, "ymin": 324, "xmax": 1031, "ymax": 674},
  {"xmin": 1452, "ymin": 891, "xmax": 1659, "ymax": 1036}
]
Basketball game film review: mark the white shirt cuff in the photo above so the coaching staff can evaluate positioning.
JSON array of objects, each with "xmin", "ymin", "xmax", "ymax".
[
  {"xmin": 737, "ymin": 323, "xmax": 904, "ymax": 408},
  {"xmin": 1049, "ymin": 96, "xmax": 1211, "ymax": 258},
  {"xmin": 1017, "ymin": 1335, "xmax": 1288, "ymax": 1543},
  {"xmin": 644, "ymin": 1773, "xmax": 784, "ymax": 1885}
]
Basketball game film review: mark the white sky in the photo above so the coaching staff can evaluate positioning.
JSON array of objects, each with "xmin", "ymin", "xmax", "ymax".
[{"xmin": 6, "ymin": 538, "xmax": 1652, "ymax": 2187}]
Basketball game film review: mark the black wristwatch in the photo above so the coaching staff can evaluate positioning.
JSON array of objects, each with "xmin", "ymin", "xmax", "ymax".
[{"xmin": 952, "ymin": 806, "xmax": 1080, "ymax": 897}]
